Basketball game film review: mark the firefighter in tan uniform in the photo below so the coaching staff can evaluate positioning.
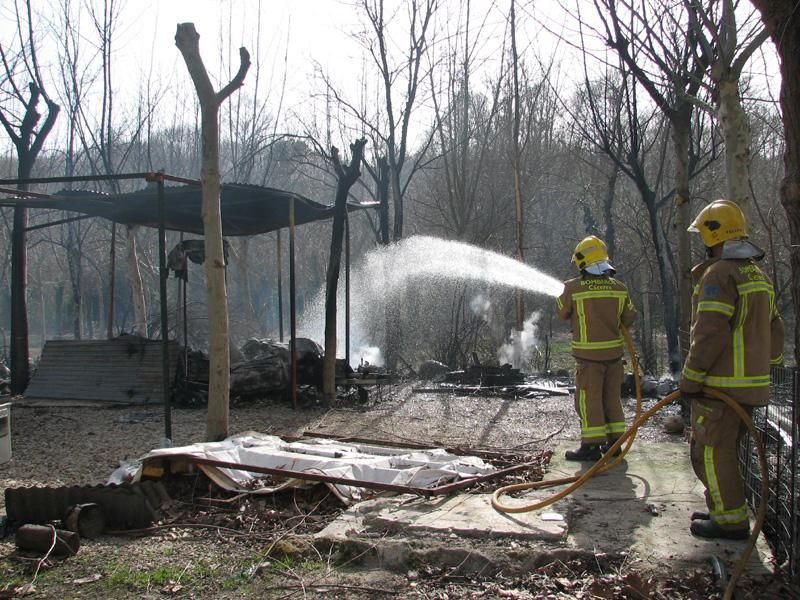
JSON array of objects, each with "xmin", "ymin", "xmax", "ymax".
[
  {"xmin": 556, "ymin": 236, "xmax": 637, "ymax": 461},
  {"xmin": 681, "ymin": 199, "xmax": 784, "ymax": 540}
]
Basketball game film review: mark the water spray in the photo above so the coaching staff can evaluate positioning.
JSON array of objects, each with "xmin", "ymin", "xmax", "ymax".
[{"xmin": 298, "ymin": 236, "xmax": 564, "ymax": 365}]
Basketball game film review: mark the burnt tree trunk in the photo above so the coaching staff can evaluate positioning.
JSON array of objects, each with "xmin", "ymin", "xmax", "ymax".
[
  {"xmin": 323, "ymin": 139, "xmax": 367, "ymax": 404},
  {"xmin": 1, "ymin": 81, "xmax": 59, "ymax": 394}
]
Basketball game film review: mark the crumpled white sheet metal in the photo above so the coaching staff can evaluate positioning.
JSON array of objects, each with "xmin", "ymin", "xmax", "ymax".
[{"xmin": 139, "ymin": 432, "xmax": 496, "ymax": 501}]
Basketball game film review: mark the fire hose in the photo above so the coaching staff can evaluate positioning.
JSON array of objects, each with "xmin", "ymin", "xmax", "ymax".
[{"xmin": 491, "ymin": 326, "xmax": 769, "ymax": 600}]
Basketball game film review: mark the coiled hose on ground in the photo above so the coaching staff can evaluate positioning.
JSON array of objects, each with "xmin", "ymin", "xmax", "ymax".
[{"xmin": 490, "ymin": 326, "xmax": 768, "ymax": 600}]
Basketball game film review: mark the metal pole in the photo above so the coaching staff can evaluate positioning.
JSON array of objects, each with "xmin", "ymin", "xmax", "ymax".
[
  {"xmin": 289, "ymin": 199, "xmax": 297, "ymax": 410},
  {"xmin": 345, "ymin": 212, "xmax": 350, "ymax": 366},
  {"xmin": 277, "ymin": 229, "xmax": 284, "ymax": 342},
  {"xmin": 176, "ymin": 233, "xmax": 188, "ymax": 380},
  {"xmin": 107, "ymin": 223, "xmax": 116, "ymax": 339},
  {"xmin": 791, "ymin": 369, "xmax": 798, "ymax": 575},
  {"xmin": 157, "ymin": 176, "xmax": 172, "ymax": 443}
]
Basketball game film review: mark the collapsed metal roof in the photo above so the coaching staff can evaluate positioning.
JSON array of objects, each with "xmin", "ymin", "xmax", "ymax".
[
  {"xmin": 0, "ymin": 182, "xmax": 377, "ymax": 236},
  {"xmin": 25, "ymin": 338, "xmax": 180, "ymax": 404}
]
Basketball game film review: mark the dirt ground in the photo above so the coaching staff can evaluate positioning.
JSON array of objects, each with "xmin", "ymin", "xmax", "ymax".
[{"xmin": 0, "ymin": 384, "xmax": 795, "ymax": 599}]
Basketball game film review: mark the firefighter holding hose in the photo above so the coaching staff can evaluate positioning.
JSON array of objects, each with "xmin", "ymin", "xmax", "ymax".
[
  {"xmin": 556, "ymin": 236, "xmax": 637, "ymax": 461},
  {"xmin": 681, "ymin": 199, "xmax": 784, "ymax": 540}
]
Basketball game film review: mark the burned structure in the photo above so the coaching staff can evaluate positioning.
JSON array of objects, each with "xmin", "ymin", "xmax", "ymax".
[{"xmin": 0, "ymin": 173, "xmax": 378, "ymax": 429}]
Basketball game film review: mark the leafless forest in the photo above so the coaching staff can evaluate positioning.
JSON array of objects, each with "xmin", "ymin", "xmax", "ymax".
[{"xmin": 0, "ymin": 0, "xmax": 795, "ymax": 378}]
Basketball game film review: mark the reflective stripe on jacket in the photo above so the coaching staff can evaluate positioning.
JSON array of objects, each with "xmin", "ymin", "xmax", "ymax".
[
  {"xmin": 556, "ymin": 275, "xmax": 637, "ymax": 361},
  {"xmin": 681, "ymin": 258, "xmax": 785, "ymax": 406}
]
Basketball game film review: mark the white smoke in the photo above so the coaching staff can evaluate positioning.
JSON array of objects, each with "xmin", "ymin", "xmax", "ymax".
[
  {"xmin": 470, "ymin": 293, "xmax": 493, "ymax": 324},
  {"xmin": 356, "ymin": 345, "xmax": 384, "ymax": 367},
  {"xmin": 497, "ymin": 311, "xmax": 541, "ymax": 371}
]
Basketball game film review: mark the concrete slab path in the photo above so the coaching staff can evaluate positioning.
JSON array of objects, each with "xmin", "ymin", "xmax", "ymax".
[
  {"xmin": 541, "ymin": 441, "xmax": 771, "ymax": 573},
  {"xmin": 316, "ymin": 440, "xmax": 772, "ymax": 578}
]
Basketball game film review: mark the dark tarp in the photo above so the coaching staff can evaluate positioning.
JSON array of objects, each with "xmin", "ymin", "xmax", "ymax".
[{"xmin": 1, "ymin": 183, "xmax": 376, "ymax": 236}]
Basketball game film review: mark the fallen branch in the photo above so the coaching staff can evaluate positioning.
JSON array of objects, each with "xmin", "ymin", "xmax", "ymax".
[
  {"xmin": 273, "ymin": 583, "xmax": 400, "ymax": 597},
  {"xmin": 512, "ymin": 423, "xmax": 568, "ymax": 449}
]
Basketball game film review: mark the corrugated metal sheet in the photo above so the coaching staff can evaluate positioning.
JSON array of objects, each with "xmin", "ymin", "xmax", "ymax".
[
  {"xmin": 5, "ymin": 481, "xmax": 168, "ymax": 529},
  {"xmin": 25, "ymin": 338, "xmax": 179, "ymax": 404}
]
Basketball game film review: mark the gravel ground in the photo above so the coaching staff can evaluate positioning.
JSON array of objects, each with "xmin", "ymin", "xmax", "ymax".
[
  {"xmin": 1, "ymin": 383, "xmax": 682, "ymax": 493},
  {"xmin": 3, "ymin": 383, "xmax": 785, "ymax": 599}
]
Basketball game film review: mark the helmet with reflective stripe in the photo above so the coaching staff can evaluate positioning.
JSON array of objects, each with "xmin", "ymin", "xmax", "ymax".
[
  {"xmin": 572, "ymin": 235, "xmax": 609, "ymax": 270},
  {"xmin": 688, "ymin": 199, "xmax": 748, "ymax": 247}
]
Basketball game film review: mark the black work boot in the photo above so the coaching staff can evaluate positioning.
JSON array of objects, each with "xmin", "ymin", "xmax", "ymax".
[
  {"xmin": 690, "ymin": 518, "xmax": 749, "ymax": 540},
  {"xmin": 601, "ymin": 438, "xmax": 622, "ymax": 457},
  {"xmin": 690, "ymin": 511, "xmax": 710, "ymax": 521},
  {"xmin": 565, "ymin": 444, "xmax": 602, "ymax": 462}
]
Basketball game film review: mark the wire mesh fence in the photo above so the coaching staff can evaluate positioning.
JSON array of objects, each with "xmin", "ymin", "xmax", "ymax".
[{"xmin": 740, "ymin": 366, "xmax": 798, "ymax": 577}]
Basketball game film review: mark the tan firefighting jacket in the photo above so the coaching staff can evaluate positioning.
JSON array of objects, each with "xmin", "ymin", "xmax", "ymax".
[
  {"xmin": 681, "ymin": 256, "xmax": 784, "ymax": 406},
  {"xmin": 556, "ymin": 274, "xmax": 637, "ymax": 361}
]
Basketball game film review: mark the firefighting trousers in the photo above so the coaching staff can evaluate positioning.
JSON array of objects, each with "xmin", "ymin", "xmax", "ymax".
[
  {"xmin": 574, "ymin": 358, "xmax": 626, "ymax": 445},
  {"xmin": 690, "ymin": 397, "xmax": 752, "ymax": 530}
]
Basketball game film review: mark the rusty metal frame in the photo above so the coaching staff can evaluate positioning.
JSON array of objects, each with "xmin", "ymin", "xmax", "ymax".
[
  {"xmin": 151, "ymin": 453, "xmax": 538, "ymax": 497},
  {"xmin": 298, "ymin": 431, "xmax": 523, "ymax": 463}
]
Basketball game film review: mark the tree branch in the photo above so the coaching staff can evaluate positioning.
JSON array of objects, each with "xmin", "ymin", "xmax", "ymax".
[
  {"xmin": 174, "ymin": 23, "xmax": 216, "ymax": 105},
  {"xmin": 218, "ymin": 47, "xmax": 252, "ymax": 103}
]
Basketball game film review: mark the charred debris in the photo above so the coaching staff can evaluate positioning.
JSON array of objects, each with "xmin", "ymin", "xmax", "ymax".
[{"xmin": 413, "ymin": 353, "xmax": 571, "ymax": 399}]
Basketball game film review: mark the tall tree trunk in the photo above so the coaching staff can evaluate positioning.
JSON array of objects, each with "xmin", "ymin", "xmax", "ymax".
[
  {"xmin": 716, "ymin": 77, "xmax": 753, "ymax": 206},
  {"xmin": 671, "ymin": 105, "xmax": 693, "ymax": 358},
  {"xmin": 644, "ymin": 195, "xmax": 680, "ymax": 375},
  {"xmin": 749, "ymin": 0, "xmax": 799, "ymax": 363},
  {"xmin": 377, "ymin": 156, "xmax": 390, "ymax": 246},
  {"xmin": 510, "ymin": 0, "xmax": 525, "ymax": 334},
  {"xmin": 323, "ymin": 139, "xmax": 367, "ymax": 404},
  {"xmin": 176, "ymin": 22, "xmax": 250, "ymax": 441},
  {"xmin": 126, "ymin": 226, "xmax": 148, "ymax": 336},
  {"xmin": 67, "ymin": 226, "xmax": 82, "ymax": 340},
  {"xmin": 602, "ymin": 166, "xmax": 618, "ymax": 259},
  {"xmin": 10, "ymin": 202, "xmax": 29, "ymax": 393}
]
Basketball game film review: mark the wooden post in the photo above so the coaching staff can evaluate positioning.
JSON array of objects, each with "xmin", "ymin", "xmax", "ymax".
[
  {"xmin": 107, "ymin": 223, "xmax": 116, "ymax": 339},
  {"xmin": 157, "ymin": 176, "xmax": 172, "ymax": 443},
  {"xmin": 277, "ymin": 229, "xmax": 284, "ymax": 342},
  {"xmin": 289, "ymin": 199, "xmax": 297, "ymax": 410},
  {"xmin": 345, "ymin": 212, "xmax": 351, "ymax": 366}
]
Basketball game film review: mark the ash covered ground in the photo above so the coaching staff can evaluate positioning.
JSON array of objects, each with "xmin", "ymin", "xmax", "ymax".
[{"xmin": 3, "ymin": 384, "xmax": 789, "ymax": 599}]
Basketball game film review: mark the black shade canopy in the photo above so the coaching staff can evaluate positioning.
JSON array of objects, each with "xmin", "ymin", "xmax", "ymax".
[{"xmin": 2, "ymin": 183, "xmax": 376, "ymax": 236}]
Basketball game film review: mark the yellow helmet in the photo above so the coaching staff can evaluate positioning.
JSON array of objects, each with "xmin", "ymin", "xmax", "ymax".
[
  {"xmin": 688, "ymin": 199, "xmax": 748, "ymax": 247},
  {"xmin": 572, "ymin": 235, "xmax": 609, "ymax": 270}
]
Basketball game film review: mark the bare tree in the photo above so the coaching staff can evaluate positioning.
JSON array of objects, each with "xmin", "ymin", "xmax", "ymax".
[
  {"xmin": 175, "ymin": 22, "xmax": 250, "ymax": 442},
  {"xmin": 573, "ymin": 66, "xmax": 683, "ymax": 372},
  {"xmin": 592, "ymin": 0, "xmax": 712, "ymax": 357},
  {"xmin": 320, "ymin": 0, "xmax": 437, "ymax": 242},
  {"xmin": 0, "ymin": 0, "xmax": 60, "ymax": 392},
  {"xmin": 55, "ymin": 0, "xmax": 150, "ymax": 337},
  {"xmin": 691, "ymin": 0, "xmax": 769, "ymax": 206},
  {"xmin": 425, "ymin": 1, "xmax": 507, "ymax": 243}
]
